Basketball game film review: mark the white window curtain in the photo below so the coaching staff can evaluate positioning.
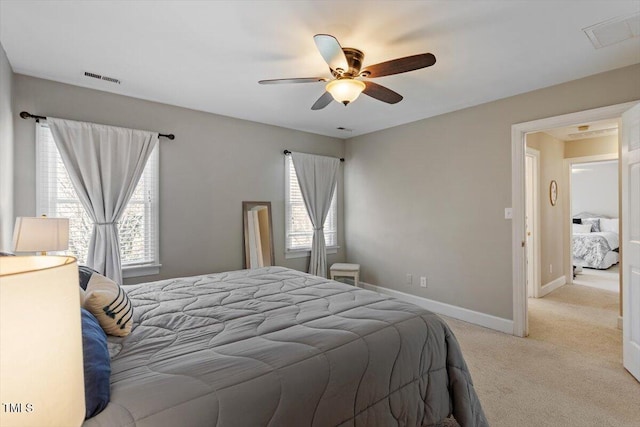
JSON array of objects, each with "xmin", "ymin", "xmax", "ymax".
[
  {"xmin": 290, "ymin": 152, "xmax": 340, "ymax": 278},
  {"xmin": 48, "ymin": 118, "xmax": 158, "ymax": 285}
]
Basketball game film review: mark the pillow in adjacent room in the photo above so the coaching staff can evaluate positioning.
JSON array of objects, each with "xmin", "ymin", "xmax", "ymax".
[
  {"xmin": 81, "ymin": 308, "xmax": 111, "ymax": 419},
  {"xmin": 582, "ymin": 218, "xmax": 600, "ymax": 232},
  {"xmin": 600, "ymin": 218, "xmax": 619, "ymax": 234},
  {"xmin": 82, "ymin": 273, "xmax": 133, "ymax": 337},
  {"xmin": 573, "ymin": 223, "xmax": 592, "ymax": 233}
]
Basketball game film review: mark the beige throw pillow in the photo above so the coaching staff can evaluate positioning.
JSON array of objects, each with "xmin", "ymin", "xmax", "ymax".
[{"xmin": 82, "ymin": 273, "xmax": 133, "ymax": 337}]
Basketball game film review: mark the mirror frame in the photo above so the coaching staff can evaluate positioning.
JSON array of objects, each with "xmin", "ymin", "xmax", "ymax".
[{"xmin": 242, "ymin": 201, "xmax": 275, "ymax": 269}]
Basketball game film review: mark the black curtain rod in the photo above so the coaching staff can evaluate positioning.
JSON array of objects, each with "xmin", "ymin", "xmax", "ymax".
[
  {"xmin": 19, "ymin": 111, "xmax": 175, "ymax": 140},
  {"xmin": 284, "ymin": 149, "xmax": 344, "ymax": 162}
]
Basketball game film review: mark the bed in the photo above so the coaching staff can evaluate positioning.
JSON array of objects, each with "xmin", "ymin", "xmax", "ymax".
[
  {"xmin": 82, "ymin": 266, "xmax": 487, "ymax": 427},
  {"xmin": 572, "ymin": 214, "xmax": 619, "ymax": 270}
]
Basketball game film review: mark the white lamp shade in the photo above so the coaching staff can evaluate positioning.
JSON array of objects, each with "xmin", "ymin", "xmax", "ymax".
[
  {"xmin": 0, "ymin": 256, "xmax": 84, "ymax": 427},
  {"xmin": 12, "ymin": 217, "xmax": 69, "ymax": 253},
  {"xmin": 326, "ymin": 79, "xmax": 366, "ymax": 105}
]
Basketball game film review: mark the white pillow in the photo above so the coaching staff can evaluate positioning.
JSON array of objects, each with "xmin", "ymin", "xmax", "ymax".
[
  {"xmin": 600, "ymin": 218, "xmax": 619, "ymax": 234},
  {"xmin": 573, "ymin": 223, "xmax": 592, "ymax": 233},
  {"xmin": 582, "ymin": 218, "xmax": 601, "ymax": 232},
  {"xmin": 82, "ymin": 273, "xmax": 133, "ymax": 337}
]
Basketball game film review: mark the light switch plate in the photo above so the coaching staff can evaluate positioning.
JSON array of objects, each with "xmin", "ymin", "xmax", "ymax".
[{"xmin": 504, "ymin": 208, "xmax": 513, "ymax": 219}]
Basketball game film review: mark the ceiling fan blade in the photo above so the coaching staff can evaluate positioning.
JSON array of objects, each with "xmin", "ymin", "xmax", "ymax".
[
  {"xmin": 362, "ymin": 53, "xmax": 436, "ymax": 78},
  {"xmin": 314, "ymin": 34, "xmax": 349, "ymax": 72},
  {"xmin": 311, "ymin": 92, "xmax": 334, "ymax": 110},
  {"xmin": 259, "ymin": 77, "xmax": 328, "ymax": 84},
  {"xmin": 363, "ymin": 81, "xmax": 403, "ymax": 104}
]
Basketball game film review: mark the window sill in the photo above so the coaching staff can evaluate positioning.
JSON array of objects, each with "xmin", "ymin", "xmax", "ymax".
[
  {"xmin": 285, "ymin": 247, "xmax": 339, "ymax": 259},
  {"xmin": 122, "ymin": 263, "xmax": 161, "ymax": 278}
]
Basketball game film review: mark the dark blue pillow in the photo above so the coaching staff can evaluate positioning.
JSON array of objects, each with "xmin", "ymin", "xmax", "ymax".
[{"xmin": 81, "ymin": 308, "xmax": 111, "ymax": 419}]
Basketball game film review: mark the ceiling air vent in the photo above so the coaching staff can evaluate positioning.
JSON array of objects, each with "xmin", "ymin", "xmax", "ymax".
[
  {"xmin": 84, "ymin": 71, "xmax": 121, "ymax": 84},
  {"xmin": 583, "ymin": 11, "xmax": 640, "ymax": 49}
]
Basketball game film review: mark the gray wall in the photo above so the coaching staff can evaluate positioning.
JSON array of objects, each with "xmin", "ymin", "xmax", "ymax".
[
  {"xmin": 344, "ymin": 64, "xmax": 640, "ymax": 320},
  {"xmin": 13, "ymin": 74, "xmax": 346, "ymax": 283},
  {"xmin": 8, "ymin": 62, "xmax": 640, "ymax": 320},
  {"xmin": 0, "ymin": 41, "xmax": 14, "ymax": 252},
  {"xmin": 526, "ymin": 132, "xmax": 566, "ymax": 287}
]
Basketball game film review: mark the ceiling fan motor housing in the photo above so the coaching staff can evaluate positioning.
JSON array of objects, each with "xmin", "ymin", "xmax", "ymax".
[{"xmin": 334, "ymin": 48, "xmax": 364, "ymax": 77}]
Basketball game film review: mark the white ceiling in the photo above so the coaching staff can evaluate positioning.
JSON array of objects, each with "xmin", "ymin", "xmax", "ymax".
[
  {"xmin": 544, "ymin": 118, "xmax": 619, "ymax": 141},
  {"xmin": 1, "ymin": 1, "xmax": 639, "ymax": 138}
]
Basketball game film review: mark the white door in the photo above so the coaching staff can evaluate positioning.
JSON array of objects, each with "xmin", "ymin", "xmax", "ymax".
[{"xmin": 621, "ymin": 102, "xmax": 640, "ymax": 382}]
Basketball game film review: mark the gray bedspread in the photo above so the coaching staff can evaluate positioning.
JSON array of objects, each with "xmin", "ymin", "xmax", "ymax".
[
  {"xmin": 573, "ymin": 232, "xmax": 617, "ymax": 269},
  {"xmin": 84, "ymin": 267, "xmax": 487, "ymax": 427}
]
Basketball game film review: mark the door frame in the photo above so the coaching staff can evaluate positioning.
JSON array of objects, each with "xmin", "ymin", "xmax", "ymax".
[
  {"xmin": 511, "ymin": 101, "xmax": 638, "ymax": 337},
  {"xmin": 525, "ymin": 147, "xmax": 541, "ymax": 298},
  {"xmin": 563, "ymin": 154, "xmax": 619, "ymax": 287}
]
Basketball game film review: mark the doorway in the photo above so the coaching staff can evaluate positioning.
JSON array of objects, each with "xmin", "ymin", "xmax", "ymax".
[
  {"xmin": 523, "ymin": 127, "xmax": 622, "ymax": 373},
  {"xmin": 568, "ymin": 157, "xmax": 620, "ymax": 294},
  {"xmin": 511, "ymin": 101, "xmax": 637, "ymax": 338},
  {"xmin": 525, "ymin": 148, "xmax": 540, "ymax": 298}
]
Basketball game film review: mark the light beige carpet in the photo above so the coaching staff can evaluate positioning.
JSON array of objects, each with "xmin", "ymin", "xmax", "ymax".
[
  {"xmin": 442, "ymin": 284, "xmax": 640, "ymax": 427},
  {"xmin": 573, "ymin": 265, "xmax": 619, "ymax": 293}
]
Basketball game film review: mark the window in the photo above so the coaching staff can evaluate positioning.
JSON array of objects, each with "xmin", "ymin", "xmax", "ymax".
[
  {"xmin": 285, "ymin": 155, "xmax": 337, "ymax": 255},
  {"xmin": 36, "ymin": 123, "xmax": 160, "ymax": 277}
]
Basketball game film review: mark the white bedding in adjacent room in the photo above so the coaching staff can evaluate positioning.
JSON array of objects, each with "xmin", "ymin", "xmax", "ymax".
[{"xmin": 573, "ymin": 231, "xmax": 619, "ymax": 251}]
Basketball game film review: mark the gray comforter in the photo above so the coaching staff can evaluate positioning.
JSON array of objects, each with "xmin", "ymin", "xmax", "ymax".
[
  {"xmin": 573, "ymin": 232, "xmax": 615, "ymax": 269},
  {"xmin": 84, "ymin": 267, "xmax": 487, "ymax": 427}
]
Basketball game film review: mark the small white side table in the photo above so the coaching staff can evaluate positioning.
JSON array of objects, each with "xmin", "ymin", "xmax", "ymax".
[{"xmin": 330, "ymin": 263, "xmax": 361, "ymax": 287}]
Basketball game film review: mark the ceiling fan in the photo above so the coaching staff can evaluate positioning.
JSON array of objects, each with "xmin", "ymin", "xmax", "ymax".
[{"xmin": 259, "ymin": 34, "xmax": 436, "ymax": 110}]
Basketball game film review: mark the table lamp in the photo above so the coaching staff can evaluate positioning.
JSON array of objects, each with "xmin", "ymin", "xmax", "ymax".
[
  {"xmin": 12, "ymin": 216, "xmax": 69, "ymax": 255},
  {"xmin": 0, "ymin": 255, "xmax": 84, "ymax": 427}
]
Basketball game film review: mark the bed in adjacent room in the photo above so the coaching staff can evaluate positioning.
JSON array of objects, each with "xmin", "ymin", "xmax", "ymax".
[
  {"xmin": 82, "ymin": 266, "xmax": 487, "ymax": 427},
  {"xmin": 572, "ymin": 214, "xmax": 619, "ymax": 270}
]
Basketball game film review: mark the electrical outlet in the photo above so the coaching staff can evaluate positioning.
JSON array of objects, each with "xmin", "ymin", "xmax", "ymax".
[
  {"xmin": 406, "ymin": 274, "xmax": 413, "ymax": 285},
  {"xmin": 420, "ymin": 277, "xmax": 427, "ymax": 288},
  {"xmin": 549, "ymin": 264, "xmax": 553, "ymax": 274}
]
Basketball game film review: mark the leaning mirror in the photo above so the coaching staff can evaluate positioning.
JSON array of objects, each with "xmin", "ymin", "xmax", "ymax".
[{"xmin": 242, "ymin": 201, "xmax": 275, "ymax": 269}]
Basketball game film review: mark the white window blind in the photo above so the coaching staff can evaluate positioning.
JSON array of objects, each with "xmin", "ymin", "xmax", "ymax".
[
  {"xmin": 285, "ymin": 155, "xmax": 337, "ymax": 252},
  {"xmin": 36, "ymin": 123, "xmax": 159, "ymax": 271}
]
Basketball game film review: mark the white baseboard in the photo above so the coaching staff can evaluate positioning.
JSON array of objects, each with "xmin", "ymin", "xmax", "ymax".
[
  {"xmin": 539, "ymin": 275, "xmax": 566, "ymax": 297},
  {"xmin": 361, "ymin": 282, "xmax": 514, "ymax": 335}
]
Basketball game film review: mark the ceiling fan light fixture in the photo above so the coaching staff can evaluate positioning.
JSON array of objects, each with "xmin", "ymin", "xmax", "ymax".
[{"xmin": 326, "ymin": 79, "xmax": 366, "ymax": 105}]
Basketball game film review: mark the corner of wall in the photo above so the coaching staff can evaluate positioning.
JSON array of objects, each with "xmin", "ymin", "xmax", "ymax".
[{"xmin": 0, "ymin": 40, "xmax": 15, "ymax": 251}]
